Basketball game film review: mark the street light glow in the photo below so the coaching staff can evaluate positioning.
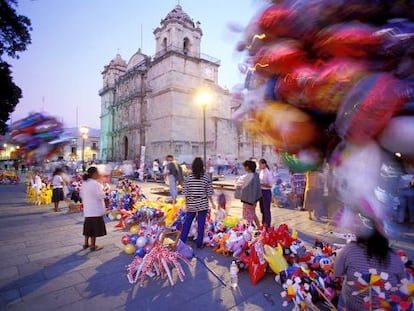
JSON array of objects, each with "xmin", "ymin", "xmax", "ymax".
[{"xmin": 196, "ymin": 90, "xmax": 211, "ymax": 107}]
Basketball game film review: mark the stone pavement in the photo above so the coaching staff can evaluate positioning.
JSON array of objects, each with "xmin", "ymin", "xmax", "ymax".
[{"xmin": 0, "ymin": 179, "xmax": 413, "ymax": 311}]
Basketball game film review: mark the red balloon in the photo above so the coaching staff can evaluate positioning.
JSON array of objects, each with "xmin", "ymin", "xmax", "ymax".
[
  {"xmin": 254, "ymin": 40, "xmax": 306, "ymax": 77},
  {"xmin": 335, "ymin": 73, "xmax": 408, "ymax": 144},
  {"xmin": 248, "ymin": 239, "xmax": 268, "ymax": 285},
  {"xmin": 121, "ymin": 235, "xmax": 130, "ymax": 245},
  {"xmin": 313, "ymin": 22, "xmax": 385, "ymax": 58}
]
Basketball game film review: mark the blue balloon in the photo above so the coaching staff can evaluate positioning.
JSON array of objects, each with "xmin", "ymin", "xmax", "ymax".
[
  {"xmin": 129, "ymin": 234, "xmax": 138, "ymax": 244},
  {"xmin": 135, "ymin": 247, "xmax": 146, "ymax": 258}
]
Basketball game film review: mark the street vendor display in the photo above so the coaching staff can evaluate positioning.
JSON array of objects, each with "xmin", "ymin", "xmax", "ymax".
[{"xmin": 228, "ymin": 0, "xmax": 414, "ymax": 309}]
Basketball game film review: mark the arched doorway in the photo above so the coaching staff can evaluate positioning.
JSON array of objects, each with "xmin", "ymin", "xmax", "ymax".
[{"xmin": 123, "ymin": 136, "xmax": 128, "ymax": 160}]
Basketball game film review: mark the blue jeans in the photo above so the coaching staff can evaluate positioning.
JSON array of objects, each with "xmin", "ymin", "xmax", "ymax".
[
  {"xmin": 180, "ymin": 210, "xmax": 208, "ymax": 248},
  {"xmin": 259, "ymin": 189, "xmax": 272, "ymax": 229},
  {"xmin": 168, "ymin": 174, "xmax": 177, "ymax": 202},
  {"xmin": 397, "ymin": 188, "xmax": 414, "ymax": 223}
]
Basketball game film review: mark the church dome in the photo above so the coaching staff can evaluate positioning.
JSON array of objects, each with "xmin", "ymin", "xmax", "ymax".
[
  {"xmin": 162, "ymin": 4, "xmax": 194, "ymax": 27},
  {"xmin": 111, "ymin": 53, "xmax": 127, "ymax": 67},
  {"xmin": 126, "ymin": 49, "xmax": 147, "ymax": 71}
]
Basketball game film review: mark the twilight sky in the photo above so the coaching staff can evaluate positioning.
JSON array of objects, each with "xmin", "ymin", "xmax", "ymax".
[{"xmin": 7, "ymin": 0, "xmax": 265, "ymax": 129}]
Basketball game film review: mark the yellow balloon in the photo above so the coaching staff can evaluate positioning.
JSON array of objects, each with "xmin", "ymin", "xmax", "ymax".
[
  {"xmin": 263, "ymin": 244, "xmax": 288, "ymax": 274},
  {"xmin": 223, "ymin": 215, "xmax": 238, "ymax": 228},
  {"xmin": 124, "ymin": 243, "xmax": 136, "ymax": 255},
  {"xmin": 129, "ymin": 225, "xmax": 139, "ymax": 235}
]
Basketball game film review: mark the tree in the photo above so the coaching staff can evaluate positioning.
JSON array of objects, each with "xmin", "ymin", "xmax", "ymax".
[{"xmin": 0, "ymin": 0, "xmax": 32, "ymax": 134}]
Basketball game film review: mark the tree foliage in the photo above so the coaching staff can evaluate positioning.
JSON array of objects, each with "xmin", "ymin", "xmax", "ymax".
[{"xmin": 0, "ymin": 0, "xmax": 32, "ymax": 134}]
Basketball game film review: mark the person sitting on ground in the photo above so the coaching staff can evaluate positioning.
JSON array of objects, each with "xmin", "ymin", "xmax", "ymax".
[{"xmin": 334, "ymin": 214, "xmax": 406, "ymax": 311}]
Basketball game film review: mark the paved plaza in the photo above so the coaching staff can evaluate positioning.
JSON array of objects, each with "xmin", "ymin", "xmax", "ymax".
[{"xmin": 0, "ymin": 179, "xmax": 413, "ymax": 311}]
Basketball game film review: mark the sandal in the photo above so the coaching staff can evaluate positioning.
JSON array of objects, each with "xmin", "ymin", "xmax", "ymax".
[
  {"xmin": 89, "ymin": 245, "xmax": 103, "ymax": 251},
  {"xmin": 82, "ymin": 244, "xmax": 89, "ymax": 250}
]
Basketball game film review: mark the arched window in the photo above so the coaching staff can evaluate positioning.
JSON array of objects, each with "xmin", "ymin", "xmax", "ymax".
[
  {"xmin": 163, "ymin": 38, "xmax": 167, "ymax": 50},
  {"xmin": 183, "ymin": 37, "xmax": 190, "ymax": 54},
  {"xmin": 123, "ymin": 136, "xmax": 128, "ymax": 160}
]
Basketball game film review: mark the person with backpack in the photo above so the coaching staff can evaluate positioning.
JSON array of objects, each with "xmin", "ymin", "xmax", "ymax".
[{"xmin": 164, "ymin": 154, "xmax": 183, "ymax": 204}]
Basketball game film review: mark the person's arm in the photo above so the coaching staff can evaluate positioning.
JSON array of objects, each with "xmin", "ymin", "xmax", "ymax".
[
  {"xmin": 94, "ymin": 182, "xmax": 106, "ymax": 200},
  {"xmin": 333, "ymin": 244, "xmax": 350, "ymax": 277}
]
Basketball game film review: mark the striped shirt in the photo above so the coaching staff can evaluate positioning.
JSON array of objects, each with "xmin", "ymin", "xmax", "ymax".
[
  {"xmin": 334, "ymin": 242, "xmax": 405, "ymax": 311},
  {"xmin": 183, "ymin": 173, "xmax": 214, "ymax": 213}
]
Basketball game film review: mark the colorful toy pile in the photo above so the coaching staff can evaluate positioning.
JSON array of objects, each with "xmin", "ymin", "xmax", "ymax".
[
  {"xmin": 0, "ymin": 171, "xmax": 20, "ymax": 185},
  {"xmin": 9, "ymin": 112, "xmax": 66, "ymax": 163},
  {"xmin": 171, "ymin": 215, "xmax": 413, "ymax": 309},
  {"xmin": 233, "ymin": 0, "xmax": 414, "ymax": 241}
]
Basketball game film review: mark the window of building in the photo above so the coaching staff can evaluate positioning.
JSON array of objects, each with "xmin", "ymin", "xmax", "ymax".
[
  {"xmin": 71, "ymin": 147, "xmax": 76, "ymax": 155},
  {"xmin": 124, "ymin": 136, "xmax": 128, "ymax": 160},
  {"xmin": 163, "ymin": 38, "xmax": 167, "ymax": 50},
  {"xmin": 175, "ymin": 144, "xmax": 182, "ymax": 155},
  {"xmin": 192, "ymin": 145, "xmax": 199, "ymax": 155},
  {"xmin": 92, "ymin": 142, "xmax": 97, "ymax": 150},
  {"xmin": 183, "ymin": 37, "xmax": 190, "ymax": 54}
]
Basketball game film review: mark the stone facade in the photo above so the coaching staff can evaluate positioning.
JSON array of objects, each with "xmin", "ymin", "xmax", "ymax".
[{"xmin": 99, "ymin": 5, "xmax": 275, "ymax": 165}]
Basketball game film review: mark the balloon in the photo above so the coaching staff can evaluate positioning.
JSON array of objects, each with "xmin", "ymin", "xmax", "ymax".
[
  {"xmin": 313, "ymin": 22, "xmax": 384, "ymax": 58},
  {"xmin": 134, "ymin": 247, "xmax": 146, "ymax": 258},
  {"xmin": 129, "ymin": 234, "xmax": 138, "ymax": 245},
  {"xmin": 248, "ymin": 239, "xmax": 267, "ymax": 285},
  {"xmin": 222, "ymin": 215, "xmax": 238, "ymax": 228},
  {"xmin": 280, "ymin": 148, "xmax": 323, "ymax": 173},
  {"xmin": 254, "ymin": 40, "xmax": 306, "ymax": 77},
  {"xmin": 136, "ymin": 236, "xmax": 147, "ymax": 248},
  {"xmin": 129, "ymin": 224, "xmax": 139, "ymax": 234},
  {"xmin": 263, "ymin": 244, "xmax": 288, "ymax": 274},
  {"xmin": 378, "ymin": 116, "xmax": 414, "ymax": 157},
  {"xmin": 124, "ymin": 243, "xmax": 136, "ymax": 255},
  {"xmin": 335, "ymin": 73, "xmax": 408, "ymax": 144},
  {"xmin": 246, "ymin": 102, "xmax": 320, "ymax": 153},
  {"xmin": 121, "ymin": 235, "xmax": 130, "ymax": 245}
]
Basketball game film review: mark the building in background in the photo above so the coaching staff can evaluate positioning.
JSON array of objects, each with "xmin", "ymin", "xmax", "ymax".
[
  {"xmin": 59, "ymin": 127, "xmax": 100, "ymax": 162},
  {"xmin": 99, "ymin": 4, "xmax": 275, "ymax": 165}
]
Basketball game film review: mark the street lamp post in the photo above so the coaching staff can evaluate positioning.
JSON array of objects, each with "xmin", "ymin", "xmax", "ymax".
[
  {"xmin": 196, "ymin": 90, "xmax": 211, "ymax": 166},
  {"xmin": 80, "ymin": 126, "xmax": 89, "ymax": 172}
]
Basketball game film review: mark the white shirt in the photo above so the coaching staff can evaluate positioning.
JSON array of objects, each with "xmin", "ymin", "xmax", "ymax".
[
  {"xmin": 259, "ymin": 168, "xmax": 274, "ymax": 190},
  {"xmin": 52, "ymin": 175, "xmax": 63, "ymax": 189},
  {"xmin": 80, "ymin": 179, "xmax": 106, "ymax": 217}
]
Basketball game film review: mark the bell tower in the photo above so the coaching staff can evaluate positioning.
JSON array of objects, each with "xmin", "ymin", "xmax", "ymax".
[{"xmin": 153, "ymin": 4, "xmax": 202, "ymax": 57}]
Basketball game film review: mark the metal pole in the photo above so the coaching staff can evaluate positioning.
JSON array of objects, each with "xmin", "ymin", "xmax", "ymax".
[
  {"xmin": 82, "ymin": 138, "xmax": 85, "ymax": 172},
  {"xmin": 203, "ymin": 104, "xmax": 206, "ymax": 166}
]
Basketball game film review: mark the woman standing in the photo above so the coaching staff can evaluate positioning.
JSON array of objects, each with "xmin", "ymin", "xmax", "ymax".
[
  {"xmin": 180, "ymin": 157, "xmax": 215, "ymax": 249},
  {"xmin": 51, "ymin": 168, "xmax": 65, "ymax": 212},
  {"xmin": 80, "ymin": 166, "xmax": 107, "ymax": 251},
  {"xmin": 259, "ymin": 159, "xmax": 274, "ymax": 229},
  {"xmin": 235, "ymin": 160, "xmax": 262, "ymax": 227},
  {"xmin": 334, "ymin": 215, "xmax": 405, "ymax": 311}
]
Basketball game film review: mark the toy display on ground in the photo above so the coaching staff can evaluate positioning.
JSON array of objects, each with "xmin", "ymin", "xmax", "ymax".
[{"xmin": 0, "ymin": 171, "xmax": 20, "ymax": 185}]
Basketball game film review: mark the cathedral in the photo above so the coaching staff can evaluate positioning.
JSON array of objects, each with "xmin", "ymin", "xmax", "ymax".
[{"xmin": 99, "ymin": 5, "xmax": 275, "ymax": 165}]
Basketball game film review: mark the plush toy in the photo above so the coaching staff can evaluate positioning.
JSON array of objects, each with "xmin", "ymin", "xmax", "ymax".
[{"xmin": 227, "ymin": 235, "xmax": 247, "ymax": 258}]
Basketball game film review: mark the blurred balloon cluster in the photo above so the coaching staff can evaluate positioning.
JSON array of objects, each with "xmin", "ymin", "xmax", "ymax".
[
  {"xmin": 233, "ymin": 0, "xmax": 414, "ymax": 228},
  {"xmin": 9, "ymin": 112, "xmax": 66, "ymax": 163}
]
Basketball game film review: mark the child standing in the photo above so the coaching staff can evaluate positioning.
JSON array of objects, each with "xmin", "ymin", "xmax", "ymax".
[
  {"xmin": 216, "ymin": 185, "xmax": 227, "ymax": 221},
  {"xmin": 80, "ymin": 166, "xmax": 107, "ymax": 251}
]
